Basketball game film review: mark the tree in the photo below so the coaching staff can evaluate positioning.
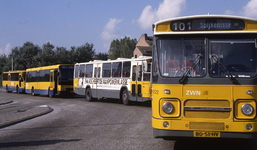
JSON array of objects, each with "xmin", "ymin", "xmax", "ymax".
[
  {"xmin": 108, "ymin": 36, "xmax": 137, "ymax": 60},
  {"xmin": 108, "ymin": 39, "xmax": 120, "ymax": 60},
  {"xmin": 74, "ymin": 43, "xmax": 95, "ymax": 63},
  {"xmin": 95, "ymin": 52, "xmax": 108, "ymax": 60},
  {"xmin": 11, "ymin": 42, "xmax": 42, "ymax": 70}
]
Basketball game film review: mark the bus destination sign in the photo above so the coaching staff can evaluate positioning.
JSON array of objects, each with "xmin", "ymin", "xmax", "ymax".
[{"xmin": 170, "ymin": 18, "xmax": 245, "ymax": 31}]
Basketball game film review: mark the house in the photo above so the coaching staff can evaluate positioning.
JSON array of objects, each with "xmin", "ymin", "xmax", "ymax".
[{"xmin": 133, "ymin": 34, "xmax": 153, "ymax": 58}]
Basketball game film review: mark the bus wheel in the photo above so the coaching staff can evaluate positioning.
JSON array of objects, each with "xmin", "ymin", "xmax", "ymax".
[
  {"xmin": 48, "ymin": 88, "xmax": 53, "ymax": 98},
  {"xmin": 121, "ymin": 89, "xmax": 130, "ymax": 105},
  {"xmin": 6, "ymin": 86, "xmax": 10, "ymax": 93},
  {"xmin": 85, "ymin": 88, "xmax": 92, "ymax": 101},
  {"xmin": 16, "ymin": 86, "xmax": 20, "ymax": 94},
  {"xmin": 31, "ymin": 87, "xmax": 35, "ymax": 96}
]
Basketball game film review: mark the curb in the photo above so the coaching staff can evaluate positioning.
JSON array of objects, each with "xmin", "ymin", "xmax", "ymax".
[
  {"xmin": 0, "ymin": 105, "xmax": 54, "ymax": 128},
  {"xmin": 0, "ymin": 100, "xmax": 13, "ymax": 105}
]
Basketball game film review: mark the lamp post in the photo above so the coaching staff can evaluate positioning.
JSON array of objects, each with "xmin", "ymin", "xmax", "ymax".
[{"xmin": 10, "ymin": 54, "xmax": 13, "ymax": 71}]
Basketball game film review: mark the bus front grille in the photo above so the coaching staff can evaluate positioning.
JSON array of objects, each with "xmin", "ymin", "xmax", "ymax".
[
  {"xmin": 184, "ymin": 100, "xmax": 231, "ymax": 119},
  {"xmin": 189, "ymin": 122, "xmax": 224, "ymax": 130}
]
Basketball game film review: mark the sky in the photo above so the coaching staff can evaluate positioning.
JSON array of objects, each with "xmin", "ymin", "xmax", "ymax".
[{"xmin": 1, "ymin": 0, "xmax": 257, "ymax": 55}]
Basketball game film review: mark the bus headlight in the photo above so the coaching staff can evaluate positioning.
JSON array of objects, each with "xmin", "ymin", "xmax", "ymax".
[
  {"xmin": 162, "ymin": 102, "xmax": 174, "ymax": 114},
  {"xmin": 241, "ymin": 104, "xmax": 254, "ymax": 116}
]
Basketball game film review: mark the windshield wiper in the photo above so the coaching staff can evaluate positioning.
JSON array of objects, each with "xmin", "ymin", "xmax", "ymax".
[
  {"xmin": 211, "ymin": 55, "xmax": 239, "ymax": 84},
  {"xmin": 179, "ymin": 54, "xmax": 202, "ymax": 84}
]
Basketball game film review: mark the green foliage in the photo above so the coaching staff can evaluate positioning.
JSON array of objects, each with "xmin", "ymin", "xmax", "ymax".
[
  {"xmin": 95, "ymin": 52, "xmax": 108, "ymax": 60},
  {"xmin": 108, "ymin": 36, "xmax": 137, "ymax": 60}
]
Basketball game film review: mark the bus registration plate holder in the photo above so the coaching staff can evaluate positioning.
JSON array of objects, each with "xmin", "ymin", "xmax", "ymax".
[{"xmin": 194, "ymin": 131, "xmax": 220, "ymax": 138}]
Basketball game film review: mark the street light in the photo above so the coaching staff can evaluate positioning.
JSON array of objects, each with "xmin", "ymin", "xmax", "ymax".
[{"xmin": 10, "ymin": 54, "xmax": 13, "ymax": 71}]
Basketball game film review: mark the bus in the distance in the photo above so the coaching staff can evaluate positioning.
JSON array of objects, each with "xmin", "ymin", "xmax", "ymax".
[
  {"xmin": 151, "ymin": 15, "xmax": 257, "ymax": 145},
  {"xmin": 26, "ymin": 64, "xmax": 74, "ymax": 97},
  {"xmin": 74, "ymin": 56, "xmax": 152, "ymax": 105},
  {"xmin": 2, "ymin": 70, "xmax": 26, "ymax": 93}
]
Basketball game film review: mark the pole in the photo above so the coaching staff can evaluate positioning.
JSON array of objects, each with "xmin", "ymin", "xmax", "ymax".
[{"xmin": 10, "ymin": 54, "xmax": 13, "ymax": 71}]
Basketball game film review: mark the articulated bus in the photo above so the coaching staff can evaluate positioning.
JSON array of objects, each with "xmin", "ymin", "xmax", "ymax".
[
  {"xmin": 74, "ymin": 56, "xmax": 152, "ymax": 105},
  {"xmin": 25, "ymin": 64, "xmax": 74, "ymax": 97},
  {"xmin": 2, "ymin": 70, "xmax": 26, "ymax": 93},
  {"xmin": 151, "ymin": 15, "xmax": 257, "ymax": 142}
]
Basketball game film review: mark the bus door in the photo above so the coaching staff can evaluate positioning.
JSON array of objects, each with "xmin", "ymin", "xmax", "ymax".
[
  {"xmin": 19, "ymin": 73, "xmax": 24, "ymax": 88},
  {"xmin": 50, "ymin": 70, "xmax": 55, "ymax": 94},
  {"xmin": 131, "ymin": 61, "xmax": 143, "ymax": 102},
  {"xmin": 78, "ymin": 64, "xmax": 85, "ymax": 88},
  {"xmin": 93, "ymin": 64, "xmax": 101, "ymax": 98}
]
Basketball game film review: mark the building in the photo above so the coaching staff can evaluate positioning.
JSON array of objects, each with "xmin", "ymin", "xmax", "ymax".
[{"xmin": 133, "ymin": 34, "xmax": 153, "ymax": 58}]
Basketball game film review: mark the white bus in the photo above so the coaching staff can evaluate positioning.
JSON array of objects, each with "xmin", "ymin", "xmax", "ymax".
[{"xmin": 74, "ymin": 56, "xmax": 152, "ymax": 105}]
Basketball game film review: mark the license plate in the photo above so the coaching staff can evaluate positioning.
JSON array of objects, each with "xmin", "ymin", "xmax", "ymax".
[{"xmin": 194, "ymin": 131, "xmax": 220, "ymax": 138}]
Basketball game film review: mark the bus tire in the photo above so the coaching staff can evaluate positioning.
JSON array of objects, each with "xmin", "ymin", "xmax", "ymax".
[
  {"xmin": 31, "ymin": 87, "xmax": 35, "ymax": 96},
  {"xmin": 16, "ymin": 86, "xmax": 20, "ymax": 94},
  {"xmin": 48, "ymin": 88, "xmax": 53, "ymax": 98},
  {"xmin": 121, "ymin": 89, "xmax": 130, "ymax": 105},
  {"xmin": 6, "ymin": 85, "xmax": 10, "ymax": 93},
  {"xmin": 85, "ymin": 87, "xmax": 92, "ymax": 102}
]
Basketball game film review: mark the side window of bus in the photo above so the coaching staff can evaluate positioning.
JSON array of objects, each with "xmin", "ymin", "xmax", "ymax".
[
  {"xmin": 123, "ymin": 61, "xmax": 131, "ymax": 77},
  {"xmin": 94, "ymin": 67, "xmax": 97, "ymax": 77},
  {"xmin": 85, "ymin": 64, "xmax": 93, "ymax": 78},
  {"xmin": 132, "ymin": 66, "xmax": 137, "ymax": 81},
  {"xmin": 98, "ymin": 67, "xmax": 101, "ymax": 78},
  {"xmin": 11, "ymin": 73, "xmax": 19, "ymax": 81},
  {"xmin": 138, "ymin": 65, "xmax": 142, "ymax": 81},
  {"xmin": 102, "ymin": 63, "xmax": 111, "ymax": 78},
  {"xmin": 112, "ymin": 62, "xmax": 122, "ymax": 77},
  {"xmin": 79, "ymin": 65, "xmax": 85, "ymax": 77},
  {"xmin": 75, "ymin": 65, "xmax": 79, "ymax": 78},
  {"xmin": 3, "ymin": 74, "xmax": 8, "ymax": 81}
]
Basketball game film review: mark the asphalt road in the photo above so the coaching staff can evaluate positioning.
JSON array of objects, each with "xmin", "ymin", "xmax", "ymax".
[{"xmin": 0, "ymin": 91, "xmax": 175, "ymax": 150}]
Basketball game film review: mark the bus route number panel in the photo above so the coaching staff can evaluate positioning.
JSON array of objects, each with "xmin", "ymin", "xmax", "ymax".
[
  {"xmin": 194, "ymin": 131, "xmax": 220, "ymax": 138},
  {"xmin": 170, "ymin": 18, "xmax": 245, "ymax": 31}
]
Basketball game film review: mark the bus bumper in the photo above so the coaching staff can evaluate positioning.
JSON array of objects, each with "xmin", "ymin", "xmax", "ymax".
[
  {"xmin": 153, "ymin": 128, "xmax": 257, "ymax": 139},
  {"xmin": 152, "ymin": 117, "xmax": 257, "ymax": 139}
]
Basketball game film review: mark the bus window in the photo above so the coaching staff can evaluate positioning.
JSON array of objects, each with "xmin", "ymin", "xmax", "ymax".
[
  {"xmin": 97, "ymin": 67, "xmax": 101, "ymax": 78},
  {"xmin": 123, "ymin": 62, "xmax": 131, "ymax": 77},
  {"xmin": 75, "ymin": 65, "xmax": 79, "ymax": 78},
  {"xmin": 79, "ymin": 65, "xmax": 85, "ymax": 77},
  {"xmin": 112, "ymin": 62, "xmax": 122, "ymax": 77},
  {"xmin": 11, "ymin": 73, "xmax": 19, "ymax": 81},
  {"xmin": 85, "ymin": 64, "xmax": 93, "ymax": 78},
  {"xmin": 102, "ymin": 63, "xmax": 111, "ymax": 78},
  {"xmin": 138, "ymin": 65, "xmax": 142, "ymax": 81},
  {"xmin": 3, "ymin": 74, "xmax": 8, "ymax": 81}
]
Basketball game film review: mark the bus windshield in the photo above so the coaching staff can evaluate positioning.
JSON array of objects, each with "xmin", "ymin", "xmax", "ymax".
[
  {"xmin": 59, "ymin": 66, "xmax": 74, "ymax": 85},
  {"xmin": 209, "ymin": 39, "xmax": 257, "ymax": 78},
  {"xmin": 157, "ymin": 38, "xmax": 206, "ymax": 77}
]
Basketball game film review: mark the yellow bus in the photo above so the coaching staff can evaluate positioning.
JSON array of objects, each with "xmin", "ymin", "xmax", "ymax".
[
  {"xmin": 74, "ymin": 56, "xmax": 152, "ymax": 105},
  {"xmin": 152, "ymin": 15, "xmax": 257, "ymax": 142},
  {"xmin": 25, "ymin": 64, "xmax": 74, "ymax": 97},
  {"xmin": 2, "ymin": 70, "xmax": 26, "ymax": 93}
]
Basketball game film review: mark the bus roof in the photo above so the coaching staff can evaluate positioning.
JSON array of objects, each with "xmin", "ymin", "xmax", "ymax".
[
  {"xmin": 153, "ymin": 15, "xmax": 257, "ymax": 35},
  {"xmin": 3, "ymin": 70, "xmax": 26, "ymax": 74},
  {"xmin": 75, "ymin": 56, "xmax": 152, "ymax": 65},
  {"xmin": 26, "ymin": 64, "xmax": 74, "ymax": 72}
]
